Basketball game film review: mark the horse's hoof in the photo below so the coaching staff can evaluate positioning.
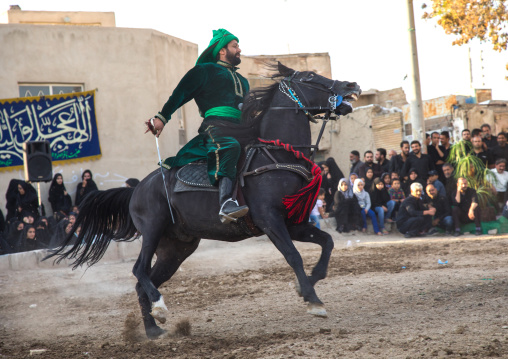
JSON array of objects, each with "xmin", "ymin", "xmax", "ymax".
[
  {"xmin": 146, "ymin": 326, "xmax": 167, "ymax": 340},
  {"xmin": 150, "ymin": 306, "xmax": 167, "ymax": 324},
  {"xmin": 307, "ymin": 303, "xmax": 327, "ymax": 318}
]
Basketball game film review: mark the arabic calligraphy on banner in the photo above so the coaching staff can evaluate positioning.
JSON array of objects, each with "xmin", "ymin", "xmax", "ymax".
[{"xmin": 0, "ymin": 90, "xmax": 101, "ymax": 171}]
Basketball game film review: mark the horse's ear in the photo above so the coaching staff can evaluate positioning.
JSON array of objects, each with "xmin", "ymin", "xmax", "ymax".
[{"xmin": 278, "ymin": 61, "xmax": 295, "ymax": 77}]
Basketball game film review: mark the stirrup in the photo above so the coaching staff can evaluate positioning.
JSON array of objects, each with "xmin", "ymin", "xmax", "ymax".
[{"xmin": 219, "ymin": 199, "xmax": 248, "ymax": 224}]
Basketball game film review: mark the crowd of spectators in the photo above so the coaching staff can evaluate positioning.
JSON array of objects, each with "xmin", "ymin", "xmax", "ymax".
[
  {"xmin": 314, "ymin": 124, "xmax": 508, "ymax": 238},
  {"xmin": 0, "ymin": 170, "xmax": 140, "ymax": 255}
]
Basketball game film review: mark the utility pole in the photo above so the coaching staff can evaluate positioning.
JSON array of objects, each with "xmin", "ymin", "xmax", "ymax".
[{"xmin": 406, "ymin": 0, "xmax": 426, "ymax": 151}]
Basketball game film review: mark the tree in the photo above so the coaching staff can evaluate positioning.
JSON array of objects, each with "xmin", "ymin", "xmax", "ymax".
[{"xmin": 422, "ymin": 0, "xmax": 508, "ymax": 80}]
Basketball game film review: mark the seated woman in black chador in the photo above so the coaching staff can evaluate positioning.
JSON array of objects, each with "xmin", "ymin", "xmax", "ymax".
[
  {"xmin": 15, "ymin": 182, "xmax": 38, "ymax": 221},
  {"xmin": 48, "ymin": 173, "xmax": 72, "ymax": 217},
  {"xmin": 75, "ymin": 170, "xmax": 99, "ymax": 206},
  {"xmin": 333, "ymin": 178, "xmax": 362, "ymax": 233},
  {"xmin": 6, "ymin": 220, "xmax": 24, "ymax": 253},
  {"xmin": 403, "ymin": 168, "xmax": 426, "ymax": 197},
  {"xmin": 18, "ymin": 224, "xmax": 39, "ymax": 252}
]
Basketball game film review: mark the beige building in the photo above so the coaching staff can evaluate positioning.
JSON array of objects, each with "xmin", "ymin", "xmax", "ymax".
[{"xmin": 0, "ymin": 6, "xmax": 200, "ymax": 213}]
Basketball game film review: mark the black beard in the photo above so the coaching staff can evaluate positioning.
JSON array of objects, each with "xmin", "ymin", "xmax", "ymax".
[{"xmin": 226, "ymin": 50, "xmax": 241, "ymax": 66}]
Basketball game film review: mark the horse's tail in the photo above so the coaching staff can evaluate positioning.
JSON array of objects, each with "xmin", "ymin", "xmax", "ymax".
[{"xmin": 46, "ymin": 187, "xmax": 139, "ymax": 269}]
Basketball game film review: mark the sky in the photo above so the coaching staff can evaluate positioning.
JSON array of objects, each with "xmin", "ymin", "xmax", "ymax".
[{"xmin": 1, "ymin": 0, "xmax": 507, "ymax": 101}]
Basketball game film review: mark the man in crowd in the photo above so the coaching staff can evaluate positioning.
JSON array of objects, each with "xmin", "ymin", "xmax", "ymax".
[
  {"xmin": 424, "ymin": 183, "xmax": 453, "ymax": 234},
  {"xmin": 471, "ymin": 135, "xmax": 493, "ymax": 167},
  {"xmin": 349, "ymin": 150, "xmax": 363, "ymax": 176},
  {"xmin": 388, "ymin": 149, "xmax": 397, "ymax": 161},
  {"xmin": 396, "ymin": 182, "xmax": 436, "ymax": 238},
  {"xmin": 375, "ymin": 148, "xmax": 390, "ymax": 173},
  {"xmin": 452, "ymin": 177, "xmax": 482, "ymax": 236},
  {"xmin": 462, "ymin": 129, "xmax": 471, "ymax": 142},
  {"xmin": 442, "ymin": 162, "xmax": 456, "ymax": 202},
  {"xmin": 390, "ymin": 141, "xmax": 410, "ymax": 177},
  {"xmin": 489, "ymin": 158, "xmax": 508, "ymax": 211},
  {"xmin": 481, "ymin": 124, "xmax": 497, "ymax": 149},
  {"xmin": 358, "ymin": 150, "xmax": 382, "ymax": 179},
  {"xmin": 491, "ymin": 132, "xmax": 508, "ymax": 162},
  {"xmin": 427, "ymin": 131, "xmax": 446, "ymax": 179},
  {"xmin": 401, "ymin": 140, "xmax": 435, "ymax": 182}
]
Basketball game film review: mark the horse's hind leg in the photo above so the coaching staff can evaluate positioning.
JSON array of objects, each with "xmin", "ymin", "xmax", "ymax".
[
  {"xmin": 135, "ymin": 236, "xmax": 200, "ymax": 339},
  {"xmin": 288, "ymin": 223, "xmax": 334, "ymax": 295}
]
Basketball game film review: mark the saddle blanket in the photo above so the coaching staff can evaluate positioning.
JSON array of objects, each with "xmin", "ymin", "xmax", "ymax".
[{"xmin": 174, "ymin": 162, "xmax": 218, "ymax": 193}]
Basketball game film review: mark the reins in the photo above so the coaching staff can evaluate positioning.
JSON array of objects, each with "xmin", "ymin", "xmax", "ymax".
[{"xmin": 268, "ymin": 72, "xmax": 343, "ymax": 161}]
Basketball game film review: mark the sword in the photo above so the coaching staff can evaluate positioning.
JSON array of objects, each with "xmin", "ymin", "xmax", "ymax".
[{"xmin": 150, "ymin": 118, "xmax": 175, "ymax": 224}]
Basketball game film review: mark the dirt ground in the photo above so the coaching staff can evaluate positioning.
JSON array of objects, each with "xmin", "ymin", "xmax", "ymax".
[{"xmin": 2, "ymin": 232, "xmax": 508, "ymax": 358}]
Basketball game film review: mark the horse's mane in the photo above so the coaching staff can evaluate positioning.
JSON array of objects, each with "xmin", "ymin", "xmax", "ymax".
[{"xmin": 241, "ymin": 63, "xmax": 285, "ymax": 128}]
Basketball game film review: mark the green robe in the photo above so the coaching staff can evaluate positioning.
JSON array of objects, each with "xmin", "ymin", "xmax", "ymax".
[{"xmin": 159, "ymin": 61, "xmax": 250, "ymax": 185}]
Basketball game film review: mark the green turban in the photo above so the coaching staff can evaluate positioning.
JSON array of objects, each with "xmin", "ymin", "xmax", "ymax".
[{"xmin": 196, "ymin": 28, "xmax": 239, "ymax": 65}]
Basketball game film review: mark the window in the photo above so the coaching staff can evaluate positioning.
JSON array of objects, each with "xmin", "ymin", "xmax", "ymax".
[{"xmin": 18, "ymin": 83, "xmax": 84, "ymax": 97}]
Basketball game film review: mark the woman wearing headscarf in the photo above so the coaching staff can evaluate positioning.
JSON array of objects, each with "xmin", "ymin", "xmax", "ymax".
[
  {"xmin": 15, "ymin": 182, "xmax": 39, "ymax": 221},
  {"xmin": 75, "ymin": 169, "xmax": 99, "ymax": 206},
  {"xmin": 6, "ymin": 220, "xmax": 24, "ymax": 252},
  {"xmin": 323, "ymin": 157, "xmax": 344, "ymax": 212},
  {"xmin": 363, "ymin": 168, "xmax": 376, "ymax": 195},
  {"xmin": 18, "ymin": 224, "xmax": 39, "ymax": 252},
  {"xmin": 5, "ymin": 179, "xmax": 24, "ymax": 222},
  {"xmin": 48, "ymin": 173, "xmax": 72, "ymax": 216},
  {"xmin": 34, "ymin": 217, "xmax": 51, "ymax": 249},
  {"xmin": 353, "ymin": 178, "xmax": 382, "ymax": 236},
  {"xmin": 333, "ymin": 178, "xmax": 361, "ymax": 233},
  {"xmin": 402, "ymin": 168, "xmax": 426, "ymax": 197}
]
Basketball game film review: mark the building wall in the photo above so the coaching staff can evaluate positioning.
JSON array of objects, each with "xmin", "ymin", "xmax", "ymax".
[
  {"xmin": 2, "ymin": 6, "xmax": 116, "ymax": 26},
  {"xmin": 0, "ymin": 23, "xmax": 199, "ymax": 213}
]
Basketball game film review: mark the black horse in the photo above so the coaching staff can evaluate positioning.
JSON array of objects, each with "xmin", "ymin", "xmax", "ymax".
[{"xmin": 49, "ymin": 62, "xmax": 361, "ymax": 339}]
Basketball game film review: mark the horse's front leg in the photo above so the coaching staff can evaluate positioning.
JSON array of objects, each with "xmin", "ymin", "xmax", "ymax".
[
  {"xmin": 255, "ymin": 212, "xmax": 327, "ymax": 317},
  {"xmin": 288, "ymin": 223, "xmax": 334, "ymax": 295}
]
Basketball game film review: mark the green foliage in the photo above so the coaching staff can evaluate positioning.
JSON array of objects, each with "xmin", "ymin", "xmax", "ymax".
[{"xmin": 447, "ymin": 139, "xmax": 495, "ymax": 207}]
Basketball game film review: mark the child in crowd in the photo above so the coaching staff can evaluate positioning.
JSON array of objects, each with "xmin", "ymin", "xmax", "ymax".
[
  {"xmin": 388, "ymin": 178, "xmax": 406, "ymax": 220},
  {"xmin": 370, "ymin": 178, "xmax": 395, "ymax": 234},
  {"xmin": 353, "ymin": 179, "xmax": 382, "ymax": 236},
  {"xmin": 310, "ymin": 188, "xmax": 328, "ymax": 229},
  {"xmin": 381, "ymin": 172, "xmax": 391, "ymax": 189}
]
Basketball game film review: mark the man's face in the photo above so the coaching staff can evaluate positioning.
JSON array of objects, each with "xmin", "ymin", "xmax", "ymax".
[
  {"xmin": 428, "ymin": 174, "xmax": 438, "ymax": 183},
  {"xmin": 401, "ymin": 143, "xmax": 410, "ymax": 156},
  {"xmin": 472, "ymin": 136, "xmax": 483, "ymax": 150},
  {"xmin": 426, "ymin": 185, "xmax": 437, "ymax": 198},
  {"xmin": 224, "ymin": 40, "xmax": 241, "ymax": 66},
  {"xmin": 482, "ymin": 126, "xmax": 491, "ymax": 138},
  {"xmin": 440, "ymin": 134, "xmax": 449, "ymax": 146},
  {"xmin": 364, "ymin": 153, "xmax": 373, "ymax": 164},
  {"xmin": 498, "ymin": 135, "xmax": 507, "ymax": 146},
  {"xmin": 496, "ymin": 162, "xmax": 506, "ymax": 173},
  {"xmin": 349, "ymin": 153, "xmax": 358, "ymax": 163},
  {"xmin": 462, "ymin": 131, "xmax": 471, "ymax": 141},
  {"xmin": 411, "ymin": 143, "xmax": 421, "ymax": 155},
  {"xmin": 411, "ymin": 187, "xmax": 422, "ymax": 198},
  {"xmin": 431, "ymin": 133, "xmax": 440, "ymax": 146},
  {"xmin": 443, "ymin": 165, "xmax": 453, "ymax": 178},
  {"xmin": 388, "ymin": 150, "xmax": 397, "ymax": 160},
  {"xmin": 375, "ymin": 151, "xmax": 384, "ymax": 162},
  {"xmin": 458, "ymin": 178, "xmax": 468, "ymax": 192}
]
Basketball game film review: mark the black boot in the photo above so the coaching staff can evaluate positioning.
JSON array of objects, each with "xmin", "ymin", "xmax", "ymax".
[{"xmin": 219, "ymin": 177, "xmax": 249, "ymax": 224}]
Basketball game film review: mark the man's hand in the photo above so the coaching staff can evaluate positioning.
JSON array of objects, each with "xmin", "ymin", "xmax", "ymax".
[
  {"xmin": 432, "ymin": 218, "xmax": 440, "ymax": 226},
  {"xmin": 145, "ymin": 117, "xmax": 164, "ymax": 138},
  {"xmin": 468, "ymin": 209, "xmax": 475, "ymax": 220},
  {"xmin": 382, "ymin": 205, "xmax": 387, "ymax": 212},
  {"xmin": 364, "ymin": 208, "xmax": 368, "ymax": 214},
  {"xmin": 425, "ymin": 207, "xmax": 436, "ymax": 216}
]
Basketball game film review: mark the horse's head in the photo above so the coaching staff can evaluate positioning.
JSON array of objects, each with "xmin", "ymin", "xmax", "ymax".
[{"xmin": 277, "ymin": 62, "xmax": 361, "ymax": 117}]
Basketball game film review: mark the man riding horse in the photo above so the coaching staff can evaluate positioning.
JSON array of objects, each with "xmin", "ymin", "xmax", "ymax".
[{"xmin": 147, "ymin": 28, "xmax": 249, "ymax": 224}]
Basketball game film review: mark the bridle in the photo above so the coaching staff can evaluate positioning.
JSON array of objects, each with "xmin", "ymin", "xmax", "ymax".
[{"xmin": 269, "ymin": 71, "xmax": 345, "ymax": 160}]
